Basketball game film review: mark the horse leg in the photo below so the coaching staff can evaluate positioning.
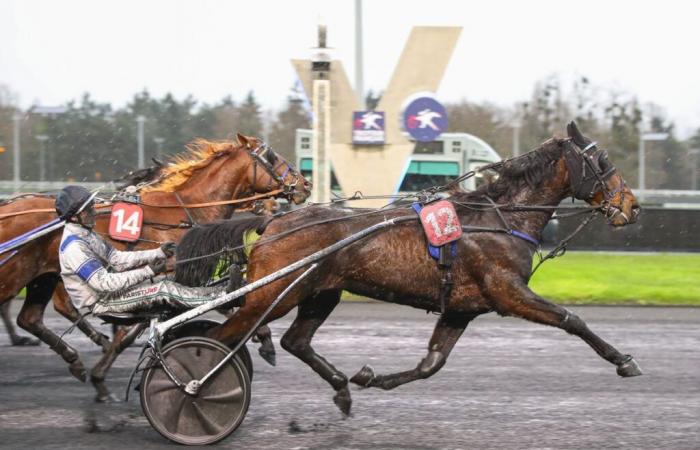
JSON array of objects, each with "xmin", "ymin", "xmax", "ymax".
[
  {"xmin": 1, "ymin": 300, "xmax": 40, "ymax": 346},
  {"xmin": 350, "ymin": 313, "xmax": 474, "ymax": 391},
  {"xmin": 486, "ymin": 277, "xmax": 642, "ymax": 377},
  {"xmin": 90, "ymin": 323, "xmax": 146, "ymax": 402},
  {"xmin": 279, "ymin": 290, "xmax": 352, "ymax": 415},
  {"xmin": 52, "ymin": 283, "xmax": 111, "ymax": 352},
  {"xmin": 218, "ymin": 310, "xmax": 277, "ymax": 366},
  {"xmin": 254, "ymin": 325, "xmax": 276, "ymax": 366},
  {"xmin": 16, "ymin": 274, "xmax": 87, "ymax": 381}
]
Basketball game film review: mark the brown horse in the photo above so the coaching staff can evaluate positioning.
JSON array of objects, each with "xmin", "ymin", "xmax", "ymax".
[
  {"xmin": 179, "ymin": 122, "xmax": 642, "ymax": 415},
  {"xmin": 0, "ymin": 159, "xmax": 168, "ymax": 346},
  {"xmin": 0, "ymin": 134, "xmax": 310, "ymax": 397}
]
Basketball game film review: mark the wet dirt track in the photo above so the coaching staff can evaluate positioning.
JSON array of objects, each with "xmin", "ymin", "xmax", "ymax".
[{"xmin": 0, "ymin": 301, "xmax": 698, "ymax": 449}]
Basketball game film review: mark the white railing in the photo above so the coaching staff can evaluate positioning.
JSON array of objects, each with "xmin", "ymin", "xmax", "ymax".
[
  {"xmin": 0, "ymin": 181, "xmax": 117, "ymax": 199},
  {"xmin": 2, "ymin": 180, "xmax": 700, "ymax": 205}
]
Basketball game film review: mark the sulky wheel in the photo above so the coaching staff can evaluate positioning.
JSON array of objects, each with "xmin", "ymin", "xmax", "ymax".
[
  {"xmin": 140, "ymin": 337, "xmax": 251, "ymax": 445},
  {"xmin": 162, "ymin": 319, "xmax": 254, "ymax": 380}
]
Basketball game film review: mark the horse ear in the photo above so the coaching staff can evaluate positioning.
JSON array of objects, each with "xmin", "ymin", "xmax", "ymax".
[
  {"xmin": 567, "ymin": 121, "xmax": 590, "ymax": 147},
  {"xmin": 236, "ymin": 133, "xmax": 251, "ymax": 148}
]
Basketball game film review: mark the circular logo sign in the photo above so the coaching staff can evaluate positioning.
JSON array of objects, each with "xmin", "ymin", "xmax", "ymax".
[{"xmin": 402, "ymin": 95, "xmax": 448, "ymax": 142}]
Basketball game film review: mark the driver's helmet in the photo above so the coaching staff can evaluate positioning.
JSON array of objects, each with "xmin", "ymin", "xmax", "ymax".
[{"xmin": 55, "ymin": 186, "xmax": 98, "ymax": 220}]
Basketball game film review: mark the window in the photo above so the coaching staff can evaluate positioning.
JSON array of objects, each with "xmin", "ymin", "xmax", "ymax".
[
  {"xmin": 399, "ymin": 161, "xmax": 460, "ymax": 191},
  {"xmin": 412, "ymin": 141, "xmax": 444, "ymax": 155},
  {"xmin": 299, "ymin": 158, "xmax": 342, "ymax": 191}
]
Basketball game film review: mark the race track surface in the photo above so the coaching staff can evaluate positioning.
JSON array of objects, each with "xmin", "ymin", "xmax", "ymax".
[{"xmin": 0, "ymin": 301, "xmax": 698, "ymax": 449}]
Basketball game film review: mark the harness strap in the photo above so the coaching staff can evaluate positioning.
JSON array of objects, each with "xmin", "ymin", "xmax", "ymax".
[
  {"xmin": 411, "ymin": 202, "xmax": 456, "ymax": 315},
  {"xmin": 509, "ymin": 230, "xmax": 540, "ymax": 247},
  {"xmin": 437, "ymin": 245, "xmax": 454, "ymax": 316},
  {"xmin": 484, "ymin": 195, "xmax": 510, "ymax": 229},
  {"xmin": 475, "ymin": 196, "xmax": 541, "ymax": 247},
  {"xmin": 461, "ymin": 225, "xmax": 540, "ymax": 247},
  {"xmin": 174, "ymin": 192, "xmax": 197, "ymax": 226}
]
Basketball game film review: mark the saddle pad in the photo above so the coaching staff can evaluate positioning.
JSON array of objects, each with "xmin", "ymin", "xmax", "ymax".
[
  {"xmin": 108, "ymin": 202, "xmax": 143, "ymax": 242},
  {"xmin": 413, "ymin": 200, "xmax": 462, "ymax": 247}
]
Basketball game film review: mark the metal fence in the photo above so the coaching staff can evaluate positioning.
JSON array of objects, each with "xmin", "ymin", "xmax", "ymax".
[
  {"xmin": 0, "ymin": 181, "xmax": 115, "ymax": 199},
  {"xmin": 2, "ymin": 181, "xmax": 699, "ymax": 252},
  {"xmin": 555, "ymin": 206, "xmax": 700, "ymax": 252}
]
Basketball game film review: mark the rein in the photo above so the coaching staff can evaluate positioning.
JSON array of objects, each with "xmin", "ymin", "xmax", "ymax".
[
  {"xmin": 0, "ymin": 208, "xmax": 57, "ymax": 219},
  {"xmin": 176, "ymin": 198, "xmax": 601, "ymax": 267},
  {"xmin": 530, "ymin": 210, "xmax": 599, "ymax": 276},
  {"xmin": 137, "ymin": 189, "xmax": 284, "ymax": 209},
  {"xmin": 0, "ymin": 189, "xmax": 286, "ymax": 220}
]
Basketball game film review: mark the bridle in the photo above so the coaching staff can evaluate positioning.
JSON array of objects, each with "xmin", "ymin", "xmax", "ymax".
[
  {"xmin": 249, "ymin": 143, "xmax": 303, "ymax": 199},
  {"xmin": 563, "ymin": 138, "xmax": 631, "ymax": 224}
]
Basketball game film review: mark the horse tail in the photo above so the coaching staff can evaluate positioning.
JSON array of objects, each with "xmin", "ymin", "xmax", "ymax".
[{"xmin": 175, "ymin": 214, "xmax": 266, "ymax": 286}]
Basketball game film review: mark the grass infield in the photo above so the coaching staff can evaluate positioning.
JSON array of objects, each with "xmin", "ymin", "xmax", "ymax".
[{"xmin": 528, "ymin": 252, "xmax": 700, "ymax": 306}]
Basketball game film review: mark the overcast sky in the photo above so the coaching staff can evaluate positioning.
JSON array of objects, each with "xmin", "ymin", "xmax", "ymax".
[{"xmin": 1, "ymin": 0, "xmax": 698, "ymax": 137}]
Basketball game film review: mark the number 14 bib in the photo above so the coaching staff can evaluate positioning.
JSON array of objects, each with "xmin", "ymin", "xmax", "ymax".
[
  {"xmin": 108, "ymin": 202, "xmax": 144, "ymax": 242},
  {"xmin": 416, "ymin": 200, "xmax": 462, "ymax": 247}
]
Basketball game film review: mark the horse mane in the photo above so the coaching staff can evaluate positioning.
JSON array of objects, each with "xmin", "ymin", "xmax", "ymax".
[
  {"xmin": 0, "ymin": 139, "xmax": 253, "ymax": 206},
  {"xmin": 175, "ymin": 213, "xmax": 266, "ymax": 286},
  {"xmin": 450, "ymin": 137, "xmax": 566, "ymax": 203},
  {"xmin": 140, "ymin": 138, "xmax": 254, "ymax": 193}
]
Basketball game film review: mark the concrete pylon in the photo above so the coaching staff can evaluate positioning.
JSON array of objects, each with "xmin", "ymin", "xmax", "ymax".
[{"xmin": 293, "ymin": 26, "xmax": 462, "ymax": 207}]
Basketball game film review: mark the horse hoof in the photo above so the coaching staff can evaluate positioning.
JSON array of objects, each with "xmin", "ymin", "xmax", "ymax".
[
  {"xmin": 258, "ymin": 347, "xmax": 277, "ymax": 366},
  {"xmin": 617, "ymin": 356, "xmax": 643, "ymax": 377},
  {"xmin": 350, "ymin": 365, "xmax": 375, "ymax": 388},
  {"xmin": 333, "ymin": 387, "xmax": 352, "ymax": 416},
  {"xmin": 69, "ymin": 361, "xmax": 87, "ymax": 382},
  {"xmin": 11, "ymin": 336, "xmax": 40, "ymax": 346},
  {"xmin": 95, "ymin": 393, "xmax": 122, "ymax": 404}
]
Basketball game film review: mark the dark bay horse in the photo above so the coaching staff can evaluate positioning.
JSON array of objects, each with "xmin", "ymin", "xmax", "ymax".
[
  {"xmin": 0, "ymin": 134, "xmax": 309, "ymax": 398},
  {"xmin": 179, "ymin": 122, "xmax": 642, "ymax": 415}
]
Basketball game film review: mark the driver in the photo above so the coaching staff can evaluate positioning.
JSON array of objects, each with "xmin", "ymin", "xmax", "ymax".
[{"xmin": 56, "ymin": 186, "xmax": 224, "ymax": 315}]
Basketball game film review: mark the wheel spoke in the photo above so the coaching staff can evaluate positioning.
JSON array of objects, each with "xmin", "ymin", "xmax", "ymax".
[
  {"xmin": 191, "ymin": 400, "xmax": 224, "ymax": 435},
  {"xmin": 147, "ymin": 377, "xmax": 179, "ymax": 395},
  {"xmin": 168, "ymin": 348, "xmax": 200, "ymax": 379},
  {"xmin": 201, "ymin": 386, "xmax": 243, "ymax": 404},
  {"xmin": 162, "ymin": 392, "xmax": 189, "ymax": 434}
]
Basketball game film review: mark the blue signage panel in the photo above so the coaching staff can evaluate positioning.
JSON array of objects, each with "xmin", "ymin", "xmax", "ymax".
[
  {"xmin": 352, "ymin": 111, "xmax": 385, "ymax": 145},
  {"xmin": 402, "ymin": 96, "xmax": 448, "ymax": 142}
]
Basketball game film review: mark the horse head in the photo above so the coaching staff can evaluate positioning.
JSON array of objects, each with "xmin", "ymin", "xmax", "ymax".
[
  {"xmin": 564, "ymin": 121, "xmax": 640, "ymax": 227},
  {"xmin": 114, "ymin": 157, "xmax": 165, "ymax": 189},
  {"xmin": 236, "ymin": 133, "xmax": 311, "ymax": 205}
]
